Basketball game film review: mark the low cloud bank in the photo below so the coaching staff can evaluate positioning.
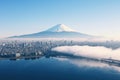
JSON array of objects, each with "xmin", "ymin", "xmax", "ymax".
[{"xmin": 52, "ymin": 45, "xmax": 120, "ymax": 60}]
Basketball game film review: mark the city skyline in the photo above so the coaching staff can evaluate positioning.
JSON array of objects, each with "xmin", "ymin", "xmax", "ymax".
[{"xmin": 0, "ymin": 0, "xmax": 120, "ymax": 39}]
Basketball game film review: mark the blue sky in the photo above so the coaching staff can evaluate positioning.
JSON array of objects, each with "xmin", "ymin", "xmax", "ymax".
[{"xmin": 0, "ymin": 0, "xmax": 120, "ymax": 39}]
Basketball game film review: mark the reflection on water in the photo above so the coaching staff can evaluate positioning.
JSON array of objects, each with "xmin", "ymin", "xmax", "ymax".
[
  {"xmin": 0, "ymin": 55, "xmax": 120, "ymax": 80},
  {"xmin": 55, "ymin": 57, "xmax": 120, "ymax": 73}
]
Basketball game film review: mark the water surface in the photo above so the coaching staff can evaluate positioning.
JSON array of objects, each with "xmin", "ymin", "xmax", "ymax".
[{"xmin": 0, "ymin": 56, "xmax": 120, "ymax": 80}]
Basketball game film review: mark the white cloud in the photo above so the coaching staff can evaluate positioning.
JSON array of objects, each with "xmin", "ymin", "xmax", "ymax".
[{"xmin": 52, "ymin": 45, "xmax": 120, "ymax": 60}]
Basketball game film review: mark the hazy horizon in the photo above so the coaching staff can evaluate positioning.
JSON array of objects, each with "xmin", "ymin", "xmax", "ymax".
[{"xmin": 0, "ymin": 0, "xmax": 120, "ymax": 39}]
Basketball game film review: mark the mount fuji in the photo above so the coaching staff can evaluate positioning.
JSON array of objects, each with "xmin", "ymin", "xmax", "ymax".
[
  {"xmin": 11, "ymin": 24, "xmax": 94, "ymax": 38},
  {"xmin": 46, "ymin": 24, "xmax": 76, "ymax": 32}
]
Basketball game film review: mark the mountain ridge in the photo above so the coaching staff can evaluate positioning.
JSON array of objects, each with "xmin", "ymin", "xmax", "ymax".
[{"xmin": 10, "ymin": 24, "xmax": 94, "ymax": 38}]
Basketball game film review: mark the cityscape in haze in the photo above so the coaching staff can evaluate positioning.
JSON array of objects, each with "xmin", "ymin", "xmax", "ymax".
[{"xmin": 0, "ymin": 0, "xmax": 120, "ymax": 80}]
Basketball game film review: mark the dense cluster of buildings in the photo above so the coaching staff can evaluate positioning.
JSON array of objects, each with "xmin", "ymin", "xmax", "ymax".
[
  {"xmin": 0, "ymin": 40, "xmax": 73, "ymax": 59},
  {"xmin": 0, "ymin": 39, "xmax": 120, "ymax": 59}
]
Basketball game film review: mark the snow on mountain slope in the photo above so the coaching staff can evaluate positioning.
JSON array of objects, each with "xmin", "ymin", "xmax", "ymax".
[
  {"xmin": 10, "ymin": 24, "xmax": 94, "ymax": 38},
  {"xmin": 46, "ymin": 24, "xmax": 76, "ymax": 32}
]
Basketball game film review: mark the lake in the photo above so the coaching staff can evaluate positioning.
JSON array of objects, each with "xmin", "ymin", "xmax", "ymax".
[{"xmin": 0, "ymin": 56, "xmax": 120, "ymax": 80}]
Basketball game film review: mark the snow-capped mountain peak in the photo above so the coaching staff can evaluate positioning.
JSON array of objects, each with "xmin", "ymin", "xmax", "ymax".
[
  {"xmin": 46, "ymin": 24, "xmax": 76, "ymax": 32},
  {"xmin": 10, "ymin": 24, "xmax": 94, "ymax": 38}
]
